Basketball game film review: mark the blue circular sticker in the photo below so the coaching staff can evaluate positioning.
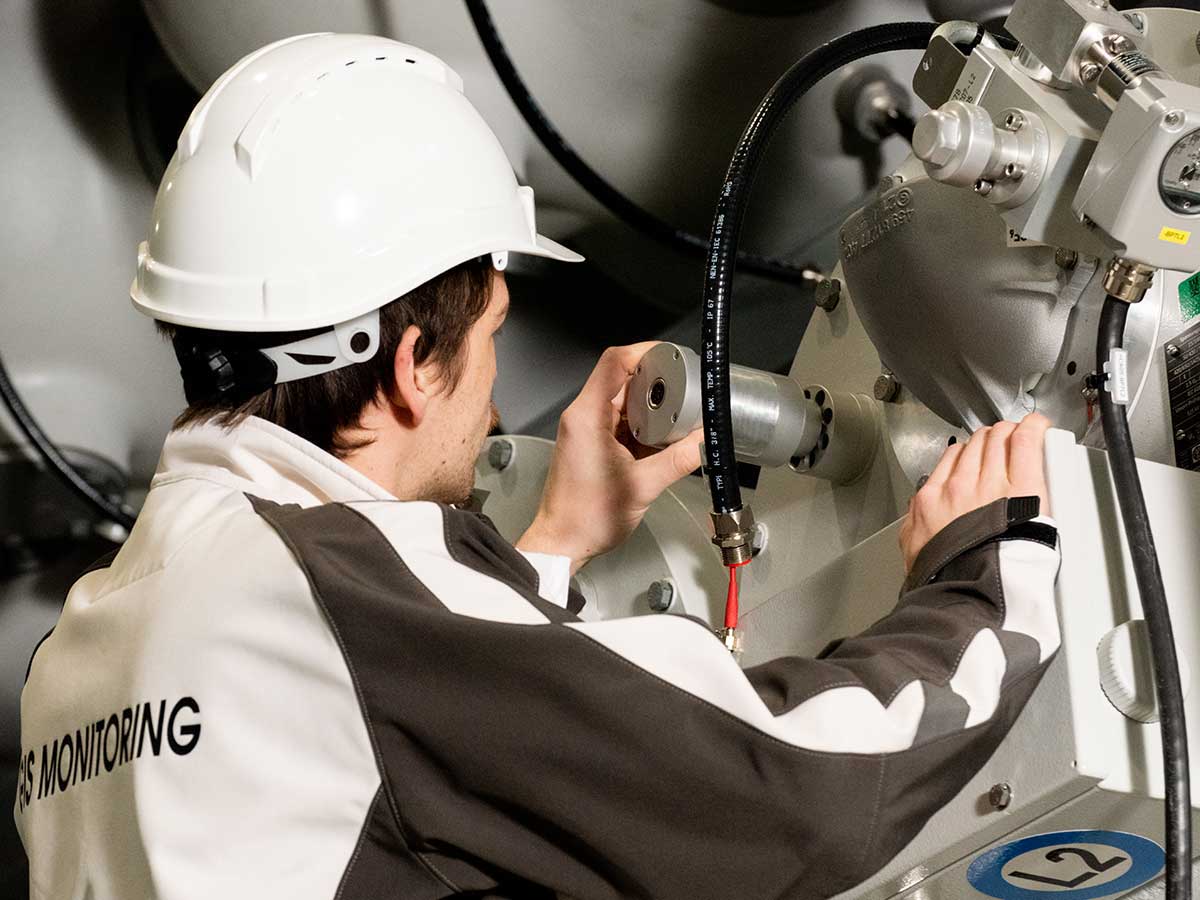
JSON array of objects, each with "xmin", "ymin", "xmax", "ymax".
[{"xmin": 967, "ymin": 830, "xmax": 1164, "ymax": 899}]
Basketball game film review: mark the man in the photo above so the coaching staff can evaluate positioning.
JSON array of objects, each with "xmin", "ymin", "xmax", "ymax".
[{"xmin": 16, "ymin": 34, "xmax": 1060, "ymax": 900}]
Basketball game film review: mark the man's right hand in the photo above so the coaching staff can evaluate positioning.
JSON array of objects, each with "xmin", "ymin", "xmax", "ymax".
[{"xmin": 899, "ymin": 412, "xmax": 1052, "ymax": 572}]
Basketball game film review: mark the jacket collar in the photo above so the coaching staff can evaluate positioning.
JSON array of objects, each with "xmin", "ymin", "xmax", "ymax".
[{"xmin": 151, "ymin": 416, "xmax": 395, "ymax": 507}]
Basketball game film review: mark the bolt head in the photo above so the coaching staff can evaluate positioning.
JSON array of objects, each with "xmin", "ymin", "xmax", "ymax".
[
  {"xmin": 1080, "ymin": 61, "xmax": 1102, "ymax": 83},
  {"xmin": 988, "ymin": 782, "xmax": 1013, "ymax": 810},
  {"xmin": 647, "ymin": 580, "xmax": 675, "ymax": 613},
  {"xmin": 1177, "ymin": 429, "xmax": 1188, "ymax": 442},
  {"xmin": 814, "ymin": 278, "xmax": 841, "ymax": 312},
  {"xmin": 1166, "ymin": 110, "xmax": 1185, "ymax": 128},
  {"xmin": 1104, "ymin": 33, "xmax": 1132, "ymax": 55},
  {"xmin": 1003, "ymin": 111, "xmax": 1024, "ymax": 132},
  {"xmin": 487, "ymin": 438, "xmax": 515, "ymax": 471},
  {"xmin": 1168, "ymin": 343, "xmax": 1182, "ymax": 357},
  {"xmin": 1055, "ymin": 248, "xmax": 1079, "ymax": 270},
  {"xmin": 974, "ymin": 179, "xmax": 994, "ymax": 196},
  {"xmin": 912, "ymin": 109, "xmax": 960, "ymax": 168},
  {"xmin": 873, "ymin": 373, "xmax": 900, "ymax": 402}
]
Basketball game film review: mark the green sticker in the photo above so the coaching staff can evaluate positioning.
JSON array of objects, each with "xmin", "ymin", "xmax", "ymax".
[{"xmin": 1180, "ymin": 271, "xmax": 1200, "ymax": 321}]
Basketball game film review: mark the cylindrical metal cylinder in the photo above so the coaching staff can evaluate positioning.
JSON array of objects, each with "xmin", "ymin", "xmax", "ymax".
[{"xmin": 627, "ymin": 343, "xmax": 821, "ymax": 468}]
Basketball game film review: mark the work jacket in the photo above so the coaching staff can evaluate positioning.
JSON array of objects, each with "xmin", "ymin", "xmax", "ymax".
[{"xmin": 16, "ymin": 416, "xmax": 1061, "ymax": 900}]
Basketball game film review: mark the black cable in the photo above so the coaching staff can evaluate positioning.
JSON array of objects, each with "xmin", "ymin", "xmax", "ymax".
[
  {"xmin": 699, "ymin": 21, "xmax": 937, "ymax": 515},
  {"xmin": 463, "ymin": 0, "xmax": 821, "ymax": 286},
  {"xmin": 1097, "ymin": 295, "xmax": 1192, "ymax": 900},
  {"xmin": 0, "ymin": 351, "xmax": 137, "ymax": 531}
]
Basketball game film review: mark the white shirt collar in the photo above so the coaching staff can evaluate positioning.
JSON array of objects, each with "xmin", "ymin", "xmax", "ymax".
[{"xmin": 151, "ymin": 416, "xmax": 395, "ymax": 507}]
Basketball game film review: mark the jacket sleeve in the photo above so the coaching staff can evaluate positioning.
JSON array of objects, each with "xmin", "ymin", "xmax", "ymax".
[{"xmin": 252, "ymin": 495, "xmax": 1060, "ymax": 900}]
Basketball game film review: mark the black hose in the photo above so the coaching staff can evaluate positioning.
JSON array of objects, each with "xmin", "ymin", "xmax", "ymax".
[
  {"xmin": 1097, "ymin": 295, "xmax": 1191, "ymax": 900},
  {"xmin": 882, "ymin": 107, "xmax": 916, "ymax": 143},
  {"xmin": 699, "ymin": 22, "xmax": 937, "ymax": 514},
  {"xmin": 463, "ymin": 0, "xmax": 821, "ymax": 286},
  {"xmin": 0, "ymin": 351, "xmax": 136, "ymax": 531}
]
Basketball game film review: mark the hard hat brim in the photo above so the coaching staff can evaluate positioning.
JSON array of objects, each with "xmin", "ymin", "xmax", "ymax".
[{"xmin": 526, "ymin": 234, "xmax": 585, "ymax": 264}]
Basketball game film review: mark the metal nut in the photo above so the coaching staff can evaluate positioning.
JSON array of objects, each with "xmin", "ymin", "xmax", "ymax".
[
  {"xmin": 1103, "ymin": 33, "xmax": 1133, "ymax": 55},
  {"xmin": 1167, "ymin": 343, "xmax": 1182, "ymax": 358},
  {"xmin": 873, "ymin": 373, "xmax": 901, "ymax": 403},
  {"xmin": 814, "ymin": 278, "xmax": 842, "ymax": 312},
  {"xmin": 487, "ymin": 438, "xmax": 515, "ymax": 471},
  {"xmin": 647, "ymin": 579, "xmax": 675, "ymax": 613},
  {"xmin": 988, "ymin": 782, "xmax": 1013, "ymax": 810},
  {"xmin": 1079, "ymin": 61, "xmax": 1102, "ymax": 83}
]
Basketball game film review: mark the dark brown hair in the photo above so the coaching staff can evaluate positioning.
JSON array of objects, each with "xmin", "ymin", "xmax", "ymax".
[{"xmin": 157, "ymin": 258, "xmax": 493, "ymax": 457}]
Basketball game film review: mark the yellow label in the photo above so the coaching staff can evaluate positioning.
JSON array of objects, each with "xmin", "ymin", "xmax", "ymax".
[{"xmin": 1160, "ymin": 227, "xmax": 1192, "ymax": 245}]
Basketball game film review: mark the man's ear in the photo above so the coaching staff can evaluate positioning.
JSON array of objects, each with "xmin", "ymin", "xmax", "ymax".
[{"xmin": 391, "ymin": 325, "xmax": 429, "ymax": 427}]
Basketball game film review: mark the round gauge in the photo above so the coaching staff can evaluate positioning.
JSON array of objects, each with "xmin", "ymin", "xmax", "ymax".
[{"xmin": 1160, "ymin": 127, "xmax": 1200, "ymax": 215}]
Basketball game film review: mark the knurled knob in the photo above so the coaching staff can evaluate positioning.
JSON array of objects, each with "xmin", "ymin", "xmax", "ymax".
[{"xmin": 1097, "ymin": 619, "xmax": 1191, "ymax": 724}]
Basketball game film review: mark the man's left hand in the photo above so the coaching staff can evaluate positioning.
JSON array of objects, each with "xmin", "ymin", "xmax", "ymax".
[{"xmin": 517, "ymin": 343, "xmax": 703, "ymax": 574}]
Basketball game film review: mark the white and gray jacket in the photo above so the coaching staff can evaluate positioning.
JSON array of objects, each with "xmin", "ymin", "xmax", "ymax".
[{"xmin": 16, "ymin": 416, "xmax": 1061, "ymax": 900}]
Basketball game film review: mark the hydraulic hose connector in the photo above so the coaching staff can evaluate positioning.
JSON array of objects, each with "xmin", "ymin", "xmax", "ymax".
[
  {"xmin": 710, "ymin": 507, "xmax": 756, "ymax": 567},
  {"xmin": 1103, "ymin": 256, "xmax": 1156, "ymax": 303}
]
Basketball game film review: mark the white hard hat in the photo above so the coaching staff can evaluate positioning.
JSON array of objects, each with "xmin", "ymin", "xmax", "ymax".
[{"xmin": 131, "ymin": 33, "xmax": 582, "ymax": 383}]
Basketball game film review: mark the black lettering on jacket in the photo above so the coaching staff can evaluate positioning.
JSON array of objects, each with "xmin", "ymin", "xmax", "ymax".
[{"xmin": 16, "ymin": 696, "xmax": 201, "ymax": 810}]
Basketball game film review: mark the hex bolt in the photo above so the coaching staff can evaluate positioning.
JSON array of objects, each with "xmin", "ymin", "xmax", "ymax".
[
  {"xmin": 1080, "ymin": 61, "xmax": 1103, "ymax": 83},
  {"xmin": 1003, "ymin": 111, "xmax": 1024, "ymax": 132},
  {"xmin": 1168, "ymin": 343, "xmax": 1182, "ymax": 358},
  {"xmin": 1104, "ymin": 33, "xmax": 1132, "ymax": 55},
  {"xmin": 487, "ymin": 438, "xmax": 515, "ymax": 472},
  {"xmin": 988, "ymin": 782, "xmax": 1013, "ymax": 810},
  {"xmin": 974, "ymin": 179, "xmax": 994, "ymax": 196},
  {"xmin": 814, "ymin": 278, "xmax": 842, "ymax": 312},
  {"xmin": 1055, "ymin": 248, "xmax": 1079, "ymax": 270},
  {"xmin": 873, "ymin": 372, "xmax": 901, "ymax": 403},
  {"xmin": 647, "ymin": 579, "xmax": 675, "ymax": 613}
]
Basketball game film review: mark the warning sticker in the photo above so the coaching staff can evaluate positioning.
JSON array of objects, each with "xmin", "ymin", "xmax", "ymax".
[
  {"xmin": 1165, "ymin": 318, "xmax": 1200, "ymax": 470},
  {"xmin": 966, "ymin": 830, "xmax": 1164, "ymax": 899},
  {"xmin": 1159, "ymin": 226, "xmax": 1191, "ymax": 246}
]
